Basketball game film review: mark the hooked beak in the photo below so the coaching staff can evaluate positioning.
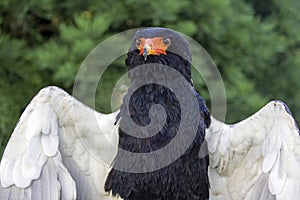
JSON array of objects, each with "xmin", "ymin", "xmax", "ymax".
[
  {"xmin": 143, "ymin": 43, "xmax": 151, "ymax": 60},
  {"xmin": 137, "ymin": 37, "xmax": 171, "ymax": 60}
]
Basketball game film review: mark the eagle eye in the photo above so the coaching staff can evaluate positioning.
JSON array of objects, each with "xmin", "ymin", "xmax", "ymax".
[
  {"xmin": 135, "ymin": 39, "xmax": 141, "ymax": 47},
  {"xmin": 163, "ymin": 38, "xmax": 171, "ymax": 46}
]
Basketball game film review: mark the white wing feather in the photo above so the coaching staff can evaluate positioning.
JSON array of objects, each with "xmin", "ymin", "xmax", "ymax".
[
  {"xmin": 207, "ymin": 100, "xmax": 300, "ymax": 200},
  {"xmin": 0, "ymin": 86, "xmax": 122, "ymax": 200}
]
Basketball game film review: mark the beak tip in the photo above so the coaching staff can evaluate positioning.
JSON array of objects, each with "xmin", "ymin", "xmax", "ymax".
[
  {"xmin": 143, "ymin": 54, "xmax": 147, "ymax": 60},
  {"xmin": 143, "ymin": 47, "xmax": 148, "ymax": 60}
]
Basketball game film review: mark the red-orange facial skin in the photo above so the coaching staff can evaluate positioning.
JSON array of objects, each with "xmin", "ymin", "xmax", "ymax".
[{"xmin": 136, "ymin": 37, "xmax": 171, "ymax": 57}]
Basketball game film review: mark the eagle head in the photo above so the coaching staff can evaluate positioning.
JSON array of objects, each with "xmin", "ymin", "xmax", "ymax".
[{"xmin": 126, "ymin": 27, "xmax": 192, "ymax": 83}]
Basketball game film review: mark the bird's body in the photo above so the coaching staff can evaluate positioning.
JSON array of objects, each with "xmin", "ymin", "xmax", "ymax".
[
  {"xmin": 105, "ymin": 28, "xmax": 211, "ymax": 199},
  {"xmin": 105, "ymin": 75, "xmax": 210, "ymax": 200}
]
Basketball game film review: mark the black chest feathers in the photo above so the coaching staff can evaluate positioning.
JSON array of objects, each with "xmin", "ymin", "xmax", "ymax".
[{"xmin": 105, "ymin": 84, "xmax": 210, "ymax": 200}]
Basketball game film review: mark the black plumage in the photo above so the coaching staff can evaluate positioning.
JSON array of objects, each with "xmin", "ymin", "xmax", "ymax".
[{"xmin": 105, "ymin": 28, "xmax": 210, "ymax": 200}]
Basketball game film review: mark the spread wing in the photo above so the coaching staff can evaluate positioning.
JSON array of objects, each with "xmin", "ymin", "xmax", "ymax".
[
  {"xmin": 207, "ymin": 100, "xmax": 300, "ymax": 200},
  {"xmin": 0, "ymin": 86, "xmax": 122, "ymax": 200}
]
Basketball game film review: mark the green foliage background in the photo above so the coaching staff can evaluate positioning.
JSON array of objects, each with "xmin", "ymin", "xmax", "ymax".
[{"xmin": 0, "ymin": 0, "xmax": 299, "ymax": 155}]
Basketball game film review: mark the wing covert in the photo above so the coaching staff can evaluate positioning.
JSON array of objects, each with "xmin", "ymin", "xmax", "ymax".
[
  {"xmin": 0, "ymin": 86, "xmax": 121, "ymax": 199},
  {"xmin": 207, "ymin": 100, "xmax": 300, "ymax": 199}
]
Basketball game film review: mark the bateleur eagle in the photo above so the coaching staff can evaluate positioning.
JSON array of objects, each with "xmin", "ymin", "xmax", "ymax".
[{"xmin": 0, "ymin": 27, "xmax": 299, "ymax": 200}]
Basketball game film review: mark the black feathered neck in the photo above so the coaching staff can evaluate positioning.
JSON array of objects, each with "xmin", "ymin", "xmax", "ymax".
[{"xmin": 125, "ymin": 50, "xmax": 193, "ymax": 85}]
